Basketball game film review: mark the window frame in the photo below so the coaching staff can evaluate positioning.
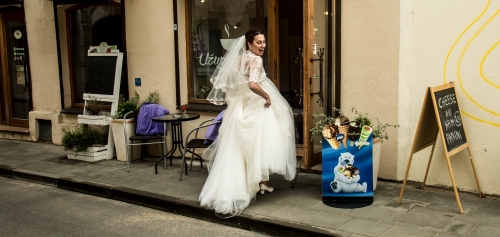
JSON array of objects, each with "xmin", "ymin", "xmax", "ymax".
[
  {"xmin": 184, "ymin": 0, "xmax": 209, "ymax": 105},
  {"xmin": 64, "ymin": 2, "xmax": 125, "ymax": 108}
]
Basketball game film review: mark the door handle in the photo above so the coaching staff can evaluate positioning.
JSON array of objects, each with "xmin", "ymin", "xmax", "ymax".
[
  {"xmin": 295, "ymin": 48, "xmax": 303, "ymax": 105},
  {"xmin": 310, "ymin": 48, "xmax": 324, "ymax": 107},
  {"xmin": 274, "ymin": 59, "xmax": 277, "ymax": 82}
]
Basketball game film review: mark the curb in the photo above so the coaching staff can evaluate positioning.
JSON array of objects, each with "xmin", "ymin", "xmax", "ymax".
[
  {"xmin": 0, "ymin": 167, "xmax": 338, "ymax": 237},
  {"xmin": 0, "ymin": 165, "xmax": 11, "ymax": 178}
]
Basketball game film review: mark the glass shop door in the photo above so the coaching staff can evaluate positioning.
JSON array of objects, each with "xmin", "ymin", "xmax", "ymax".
[{"xmin": 0, "ymin": 11, "xmax": 30, "ymax": 127}]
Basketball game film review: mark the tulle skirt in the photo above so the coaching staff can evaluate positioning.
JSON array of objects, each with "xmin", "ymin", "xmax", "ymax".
[{"xmin": 199, "ymin": 78, "xmax": 296, "ymax": 217}]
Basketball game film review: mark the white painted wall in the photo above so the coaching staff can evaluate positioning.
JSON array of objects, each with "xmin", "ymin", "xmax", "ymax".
[{"xmin": 402, "ymin": 0, "xmax": 500, "ymax": 195}]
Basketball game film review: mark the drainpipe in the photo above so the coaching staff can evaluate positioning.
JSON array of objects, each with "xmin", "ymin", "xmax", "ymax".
[
  {"xmin": 52, "ymin": 2, "xmax": 65, "ymax": 111},
  {"xmin": 326, "ymin": 0, "xmax": 332, "ymax": 117},
  {"xmin": 333, "ymin": 0, "xmax": 341, "ymax": 117},
  {"xmin": 173, "ymin": 0, "xmax": 181, "ymax": 108}
]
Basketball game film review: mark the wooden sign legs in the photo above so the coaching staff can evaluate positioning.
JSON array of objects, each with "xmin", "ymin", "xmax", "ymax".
[
  {"xmin": 398, "ymin": 83, "xmax": 482, "ymax": 214},
  {"xmin": 399, "ymin": 143, "xmax": 482, "ymax": 214}
]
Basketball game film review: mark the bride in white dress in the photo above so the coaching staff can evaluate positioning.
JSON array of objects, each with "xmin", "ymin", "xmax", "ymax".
[{"xmin": 199, "ymin": 29, "xmax": 296, "ymax": 218}]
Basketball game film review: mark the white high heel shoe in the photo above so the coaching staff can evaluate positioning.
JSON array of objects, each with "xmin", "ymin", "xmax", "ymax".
[{"xmin": 260, "ymin": 184, "xmax": 274, "ymax": 194}]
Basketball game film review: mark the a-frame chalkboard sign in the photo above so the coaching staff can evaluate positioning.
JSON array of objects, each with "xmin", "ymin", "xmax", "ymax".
[
  {"xmin": 398, "ymin": 82, "xmax": 482, "ymax": 214},
  {"xmin": 77, "ymin": 51, "xmax": 124, "ymax": 160}
]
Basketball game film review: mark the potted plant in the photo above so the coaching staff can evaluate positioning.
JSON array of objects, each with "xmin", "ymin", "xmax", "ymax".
[
  {"xmin": 84, "ymin": 95, "xmax": 103, "ymax": 115},
  {"xmin": 311, "ymin": 107, "xmax": 399, "ymax": 190},
  {"xmin": 77, "ymin": 94, "xmax": 111, "ymax": 125},
  {"xmin": 110, "ymin": 92, "xmax": 141, "ymax": 161},
  {"xmin": 110, "ymin": 91, "xmax": 162, "ymax": 161},
  {"xmin": 62, "ymin": 124, "xmax": 108, "ymax": 162},
  {"xmin": 141, "ymin": 90, "xmax": 159, "ymax": 104}
]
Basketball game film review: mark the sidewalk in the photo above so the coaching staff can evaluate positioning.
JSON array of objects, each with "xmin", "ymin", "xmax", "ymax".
[{"xmin": 0, "ymin": 139, "xmax": 499, "ymax": 237}]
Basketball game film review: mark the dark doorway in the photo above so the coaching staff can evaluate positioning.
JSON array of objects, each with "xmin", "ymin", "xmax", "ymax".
[
  {"xmin": 278, "ymin": 0, "xmax": 303, "ymax": 110},
  {"xmin": 278, "ymin": 0, "xmax": 303, "ymax": 143}
]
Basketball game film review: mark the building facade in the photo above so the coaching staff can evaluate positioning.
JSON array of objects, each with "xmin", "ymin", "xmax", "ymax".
[{"xmin": 0, "ymin": 0, "xmax": 498, "ymax": 196}]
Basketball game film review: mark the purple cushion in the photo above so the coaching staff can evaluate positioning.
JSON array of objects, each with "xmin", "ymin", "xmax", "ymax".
[
  {"xmin": 204, "ymin": 110, "xmax": 225, "ymax": 145},
  {"xmin": 135, "ymin": 103, "xmax": 169, "ymax": 136}
]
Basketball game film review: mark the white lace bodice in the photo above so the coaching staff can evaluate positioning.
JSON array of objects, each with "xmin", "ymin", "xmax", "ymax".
[{"xmin": 244, "ymin": 50, "xmax": 266, "ymax": 83}]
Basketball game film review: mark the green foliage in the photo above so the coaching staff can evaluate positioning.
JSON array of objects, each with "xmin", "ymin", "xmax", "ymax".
[
  {"xmin": 310, "ymin": 113, "xmax": 335, "ymax": 139},
  {"xmin": 310, "ymin": 107, "xmax": 399, "ymax": 142},
  {"xmin": 62, "ymin": 124, "xmax": 108, "ymax": 153},
  {"xmin": 84, "ymin": 95, "xmax": 103, "ymax": 115},
  {"xmin": 372, "ymin": 118, "xmax": 400, "ymax": 141},
  {"xmin": 112, "ymin": 92, "xmax": 140, "ymax": 119},
  {"xmin": 351, "ymin": 108, "xmax": 371, "ymax": 127},
  {"xmin": 141, "ymin": 90, "xmax": 160, "ymax": 104}
]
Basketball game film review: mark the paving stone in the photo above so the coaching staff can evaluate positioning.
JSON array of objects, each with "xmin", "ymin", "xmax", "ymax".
[
  {"xmin": 456, "ymin": 208, "xmax": 500, "ymax": 226},
  {"xmin": 307, "ymin": 201, "xmax": 351, "ymax": 214},
  {"xmin": 343, "ymin": 205, "xmax": 395, "ymax": 220},
  {"xmin": 175, "ymin": 175, "xmax": 208, "ymax": 189},
  {"xmin": 380, "ymin": 225, "xmax": 436, "ymax": 237},
  {"xmin": 0, "ymin": 159, "xmax": 40, "ymax": 168},
  {"xmin": 183, "ymin": 189, "xmax": 202, "ymax": 202},
  {"xmin": 253, "ymin": 185, "xmax": 299, "ymax": 204},
  {"xmin": 434, "ymin": 232, "xmax": 467, "ymax": 237},
  {"xmin": 394, "ymin": 185, "xmax": 427, "ymax": 200},
  {"xmin": 339, "ymin": 218, "xmax": 394, "ymax": 237},
  {"xmin": 380, "ymin": 211, "xmax": 422, "ymax": 228},
  {"xmin": 396, "ymin": 206, "xmax": 458, "ymax": 229},
  {"xmin": 276, "ymin": 186, "xmax": 323, "ymax": 208},
  {"xmin": 95, "ymin": 175, "xmax": 153, "ymax": 189},
  {"xmin": 459, "ymin": 194, "xmax": 500, "ymax": 212},
  {"xmin": 301, "ymin": 211, "xmax": 354, "ymax": 230},
  {"xmin": 55, "ymin": 166, "xmax": 104, "ymax": 178},
  {"xmin": 161, "ymin": 184, "xmax": 202, "ymax": 199},
  {"xmin": 467, "ymin": 225, "xmax": 500, "ymax": 237},
  {"xmin": 267, "ymin": 205, "xmax": 320, "ymax": 222},
  {"xmin": 244, "ymin": 201, "xmax": 288, "ymax": 215},
  {"xmin": 382, "ymin": 197, "xmax": 429, "ymax": 212},
  {"xmin": 134, "ymin": 181, "xmax": 179, "ymax": 195},
  {"xmin": 443, "ymin": 220, "xmax": 475, "ymax": 236},
  {"xmin": 16, "ymin": 161, "xmax": 74, "ymax": 173},
  {"xmin": 375, "ymin": 183, "xmax": 400, "ymax": 195},
  {"xmin": 417, "ymin": 190, "xmax": 467, "ymax": 212},
  {"xmin": 372, "ymin": 195, "xmax": 393, "ymax": 206}
]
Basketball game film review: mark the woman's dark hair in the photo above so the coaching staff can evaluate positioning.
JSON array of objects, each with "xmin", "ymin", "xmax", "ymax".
[{"xmin": 245, "ymin": 29, "xmax": 263, "ymax": 50}]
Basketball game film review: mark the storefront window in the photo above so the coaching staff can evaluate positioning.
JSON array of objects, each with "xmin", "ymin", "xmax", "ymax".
[
  {"xmin": 67, "ymin": 4, "xmax": 124, "ymax": 105},
  {"xmin": 188, "ymin": 0, "xmax": 267, "ymax": 102}
]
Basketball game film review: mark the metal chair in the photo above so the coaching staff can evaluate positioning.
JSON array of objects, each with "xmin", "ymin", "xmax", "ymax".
[
  {"xmin": 124, "ymin": 110, "xmax": 166, "ymax": 171},
  {"xmin": 179, "ymin": 118, "xmax": 222, "ymax": 181}
]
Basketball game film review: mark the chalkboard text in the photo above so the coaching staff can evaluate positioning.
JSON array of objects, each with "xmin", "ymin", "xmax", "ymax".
[
  {"xmin": 433, "ymin": 87, "xmax": 467, "ymax": 152},
  {"xmin": 438, "ymin": 94, "xmax": 457, "ymax": 109}
]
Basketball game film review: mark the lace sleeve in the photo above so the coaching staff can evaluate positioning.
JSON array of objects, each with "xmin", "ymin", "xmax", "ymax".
[{"xmin": 248, "ymin": 57, "xmax": 263, "ymax": 83}]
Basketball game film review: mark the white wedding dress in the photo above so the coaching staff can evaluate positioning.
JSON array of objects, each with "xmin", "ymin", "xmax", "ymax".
[{"xmin": 199, "ymin": 50, "xmax": 296, "ymax": 217}]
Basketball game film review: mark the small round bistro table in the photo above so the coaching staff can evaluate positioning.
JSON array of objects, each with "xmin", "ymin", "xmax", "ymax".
[{"xmin": 152, "ymin": 113, "xmax": 200, "ymax": 174}]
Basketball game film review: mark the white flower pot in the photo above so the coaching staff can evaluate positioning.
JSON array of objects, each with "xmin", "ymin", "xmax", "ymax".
[
  {"xmin": 67, "ymin": 145, "xmax": 108, "ymax": 162},
  {"xmin": 372, "ymin": 138, "xmax": 382, "ymax": 190},
  {"xmin": 111, "ymin": 119, "xmax": 141, "ymax": 162}
]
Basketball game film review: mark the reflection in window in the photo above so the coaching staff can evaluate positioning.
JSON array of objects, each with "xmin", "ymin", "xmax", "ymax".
[{"xmin": 188, "ymin": 0, "xmax": 267, "ymax": 101}]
